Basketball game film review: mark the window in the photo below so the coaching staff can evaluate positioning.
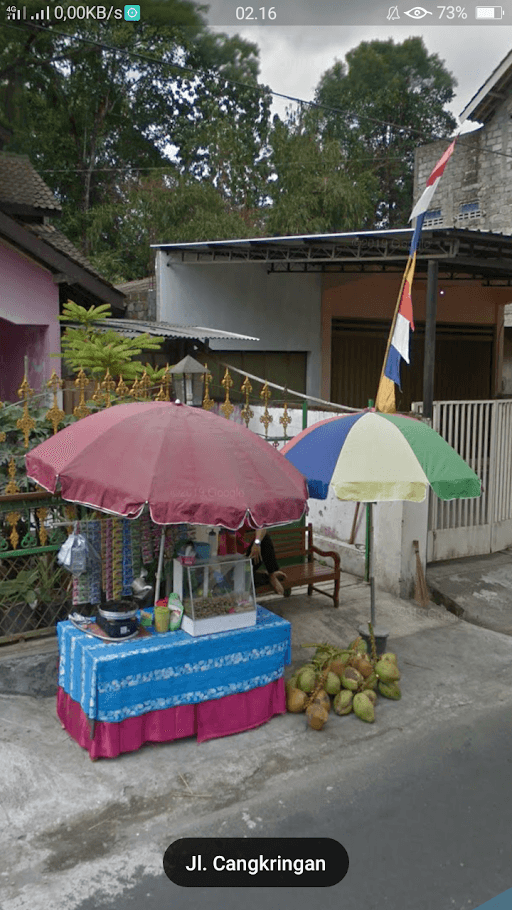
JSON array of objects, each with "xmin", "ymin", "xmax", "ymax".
[
  {"xmin": 457, "ymin": 201, "xmax": 481, "ymax": 222},
  {"xmin": 424, "ymin": 208, "xmax": 443, "ymax": 227}
]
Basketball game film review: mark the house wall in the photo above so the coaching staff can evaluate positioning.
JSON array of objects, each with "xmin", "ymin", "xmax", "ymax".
[
  {"xmin": 155, "ymin": 252, "xmax": 323, "ymax": 397},
  {"xmin": 413, "ymin": 96, "xmax": 512, "ymax": 232},
  {"xmin": 0, "ymin": 242, "xmax": 61, "ymax": 401},
  {"xmin": 321, "ymin": 272, "xmax": 509, "ymax": 401}
]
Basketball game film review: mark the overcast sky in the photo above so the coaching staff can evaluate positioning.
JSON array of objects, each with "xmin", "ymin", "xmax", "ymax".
[{"xmin": 205, "ymin": 1, "xmax": 512, "ymax": 131}]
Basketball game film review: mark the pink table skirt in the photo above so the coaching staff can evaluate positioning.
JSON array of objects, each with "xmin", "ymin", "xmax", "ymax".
[{"xmin": 57, "ymin": 678, "xmax": 286, "ymax": 760}]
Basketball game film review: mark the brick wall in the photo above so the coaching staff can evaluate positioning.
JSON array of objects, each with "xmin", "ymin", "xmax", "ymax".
[
  {"xmin": 413, "ymin": 94, "xmax": 512, "ymax": 234},
  {"xmin": 115, "ymin": 278, "xmax": 156, "ymax": 321}
]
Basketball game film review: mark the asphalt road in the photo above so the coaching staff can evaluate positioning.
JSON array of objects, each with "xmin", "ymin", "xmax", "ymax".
[{"xmin": 70, "ymin": 703, "xmax": 512, "ymax": 910}]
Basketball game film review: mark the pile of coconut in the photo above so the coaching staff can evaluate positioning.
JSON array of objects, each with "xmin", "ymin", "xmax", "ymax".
[{"xmin": 286, "ymin": 631, "xmax": 401, "ymax": 730}]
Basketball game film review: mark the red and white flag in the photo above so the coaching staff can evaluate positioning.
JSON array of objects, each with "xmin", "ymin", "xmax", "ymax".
[{"xmin": 409, "ymin": 139, "xmax": 456, "ymax": 221}]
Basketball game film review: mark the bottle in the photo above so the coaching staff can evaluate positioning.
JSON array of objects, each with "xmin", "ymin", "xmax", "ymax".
[{"xmin": 209, "ymin": 528, "xmax": 218, "ymax": 559}]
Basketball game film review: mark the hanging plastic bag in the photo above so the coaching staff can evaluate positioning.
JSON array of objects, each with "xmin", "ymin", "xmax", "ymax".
[{"xmin": 57, "ymin": 533, "xmax": 100, "ymax": 576}]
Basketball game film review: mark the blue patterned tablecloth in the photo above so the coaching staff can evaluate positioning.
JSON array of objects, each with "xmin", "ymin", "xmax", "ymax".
[{"xmin": 57, "ymin": 606, "xmax": 291, "ymax": 723}]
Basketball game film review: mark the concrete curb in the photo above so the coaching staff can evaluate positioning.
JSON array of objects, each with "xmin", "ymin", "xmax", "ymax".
[{"xmin": 0, "ymin": 638, "xmax": 59, "ymax": 698}]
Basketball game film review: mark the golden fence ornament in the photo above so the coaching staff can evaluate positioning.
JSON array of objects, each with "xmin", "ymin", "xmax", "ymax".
[
  {"xmin": 45, "ymin": 371, "xmax": 65, "ymax": 434},
  {"xmin": 91, "ymin": 380, "xmax": 105, "ymax": 407},
  {"xmin": 129, "ymin": 376, "xmax": 142, "ymax": 400},
  {"xmin": 116, "ymin": 375, "xmax": 130, "ymax": 399},
  {"xmin": 279, "ymin": 398, "xmax": 292, "ymax": 439},
  {"xmin": 155, "ymin": 365, "xmax": 172, "ymax": 402},
  {"xmin": 5, "ymin": 458, "xmax": 19, "ymax": 495},
  {"xmin": 5, "ymin": 511, "xmax": 21, "ymax": 550},
  {"xmin": 202, "ymin": 364, "xmax": 214, "ymax": 411},
  {"xmin": 220, "ymin": 367, "xmax": 234, "ymax": 420},
  {"xmin": 17, "ymin": 375, "xmax": 36, "ymax": 448},
  {"xmin": 101, "ymin": 369, "xmax": 116, "ymax": 407},
  {"xmin": 241, "ymin": 376, "xmax": 254, "ymax": 428},
  {"xmin": 0, "ymin": 398, "xmax": 5, "ymax": 444},
  {"xmin": 139, "ymin": 370, "xmax": 152, "ymax": 401},
  {"xmin": 74, "ymin": 369, "xmax": 91, "ymax": 420},
  {"xmin": 36, "ymin": 504, "xmax": 49, "ymax": 546},
  {"xmin": 259, "ymin": 382, "xmax": 273, "ymax": 438}
]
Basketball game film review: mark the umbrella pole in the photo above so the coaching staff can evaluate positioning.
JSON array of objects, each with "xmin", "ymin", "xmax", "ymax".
[
  {"xmin": 155, "ymin": 527, "xmax": 166, "ymax": 605},
  {"xmin": 369, "ymin": 502, "xmax": 376, "ymax": 626}
]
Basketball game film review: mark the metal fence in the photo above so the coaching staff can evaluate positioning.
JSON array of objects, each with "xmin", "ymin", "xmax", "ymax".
[
  {"xmin": 412, "ymin": 399, "xmax": 512, "ymax": 561},
  {"xmin": 0, "ymin": 363, "xmax": 345, "ymax": 643}
]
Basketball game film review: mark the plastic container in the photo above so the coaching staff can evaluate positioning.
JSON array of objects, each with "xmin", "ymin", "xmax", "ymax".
[
  {"xmin": 154, "ymin": 601, "xmax": 170, "ymax": 633},
  {"xmin": 358, "ymin": 624, "xmax": 389, "ymax": 657},
  {"xmin": 208, "ymin": 530, "xmax": 218, "ymax": 559},
  {"xmin": 194, "ymin": 542, "xmax": 210, "ymax": 560},
  {"xmin": 179, "ymin": 555, "xmax": 196, "ymax": 566}
]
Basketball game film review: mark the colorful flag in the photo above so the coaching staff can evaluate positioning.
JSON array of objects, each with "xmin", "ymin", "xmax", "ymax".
[
  {"xmin": 409, "ymin": 139, "xmax": 456, "ymax": 222},
  {"xmin": 375, "ymin": 138, "xmax": 457, "ymax": 413},
  {"xmin": 383, "ymin": 254, "xmax": 416, "ymax": 387},
  {"xmin": 374, "ymin": 254, "xmax": 416, "ymax": 412}
]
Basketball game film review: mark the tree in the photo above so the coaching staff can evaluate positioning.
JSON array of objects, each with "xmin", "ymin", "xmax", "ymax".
[
  {"xmin": 57, "ymin": 301, "xmax": 165, "ymax": 382},
  {"xmin": 265, "ymin": 107, "xmax": 375, "ymax": 236},
  {"xmin": 313, "ymin": 37, "xmax": 457, "ymax": 227},
  {"xmin": 82, "ymin": 169, "xmax": 264, "ymax": 282},
  {"xmin": 1, "ymin": 1, "xmax": 271, "ymax": 260}
]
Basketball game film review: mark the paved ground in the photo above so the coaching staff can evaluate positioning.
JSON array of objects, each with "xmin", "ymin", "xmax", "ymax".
[
  {"xmin": 427, "ymin": 546, "xmax": 512, "ymax": 635},
  {"xmin": 1, "ymin": 563, "xmax": 512, "ymax": 908}
]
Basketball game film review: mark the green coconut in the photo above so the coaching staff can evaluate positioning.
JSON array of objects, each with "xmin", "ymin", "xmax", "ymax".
[
  {"xmin": 325, "ymin": 671, "xmax": 341, "ymax": 696},
  {"xmin": 378, "ymin": 681, "xmax": 402, "ymax": 700},
  {"xmin": 380, "ymin": 652, "xmax": 398, "ymax": 665},
  {"xmin": 328, "ymin": 658, "xmax": 348, "ymax": 679},
  {"xmin": 333, "ymin": 690, "xmax": 353, "ymax": 715},
  {"xmin": 286, "ymin": 673, "xmax": 299, "ymax": 693},
  {"xmin": 308, "ymin": 705, "xmax": 329, "ymax": 730},
  {"xmin": 364, "ymin": 689, "xmax": 377, "ymax": 705},
  {"xmin": 306, "ymin": 691, "xmax": 331, "ymax": 716},
  {"xmin": 287, "ymin": 687, "xmax": 308, "ymax": 713},
  {"xmin": 362, "ymin": 671, "xmax": 378, "ymax": 691},
  {"xmin": 353, "ymin": 654, "xmax": 374, "ymax": 678},
  {"xmin": 375, "ymin": 659, "xmax": 401, "ymax": 683},
  {"xmin": 353, "ymin": 692, "xmax": 375, "ymax": 723},
  {"xmin": 297, "ymin": 666, "xmax": 317, "ymax": 693},
  {"xmin": 348, "ymin": 637, "xmax": 368, "ymax": 654},
  {"xmin": 341, "ymin": 667, "xmax": 363, "ymax": 691}
]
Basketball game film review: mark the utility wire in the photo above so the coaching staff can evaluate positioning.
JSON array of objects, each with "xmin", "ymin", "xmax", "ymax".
[
  {"xmin": 5, "ymin": 19, "xmax": 508, "ymax": 174},
  {"xmin": 4, "ymin": 19, "xmax": 457, "ymax": 142}
]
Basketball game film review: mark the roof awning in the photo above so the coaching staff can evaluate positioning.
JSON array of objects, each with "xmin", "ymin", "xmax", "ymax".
[
  {"xmin": 153, "ymin": 227, "xmax": 512, "ymax": 283},
  {"xmin": 66, "ymin": 318, "xmax": 259, "ymax": 342}
]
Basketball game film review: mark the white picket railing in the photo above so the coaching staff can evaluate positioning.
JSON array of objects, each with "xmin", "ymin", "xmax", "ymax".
[{"xmin": 413, "ymin": 399, "xmax": 512, "ymax": 561}]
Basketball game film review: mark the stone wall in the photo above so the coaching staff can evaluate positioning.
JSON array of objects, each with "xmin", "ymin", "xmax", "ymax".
[
  {"xmin": 413, "ymin": 95, "xmax": 512, "ymax": 234},
  {"xmin": 115, "ymin": 277, "xmax": 156, "ymax": 321}
]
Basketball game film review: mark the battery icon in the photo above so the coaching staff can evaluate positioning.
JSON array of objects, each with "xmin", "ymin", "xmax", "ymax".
[{"xmin": 475, "ymin": 6, "xmax": 504, "ymax": 17}]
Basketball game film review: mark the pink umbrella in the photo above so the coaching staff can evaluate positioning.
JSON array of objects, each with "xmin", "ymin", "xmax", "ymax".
[
  {"xmin": 25, "ymin": 402, "xmax": 308, "ymax": 601},
  {"xmin": 25, "ymin": 401, "xmax": 307, "ymax": 527}
]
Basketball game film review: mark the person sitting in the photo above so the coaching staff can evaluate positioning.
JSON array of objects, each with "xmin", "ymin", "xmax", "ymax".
[{"xmin": 218, "ymin": 521, "xmax": 287, "ymax": 595}]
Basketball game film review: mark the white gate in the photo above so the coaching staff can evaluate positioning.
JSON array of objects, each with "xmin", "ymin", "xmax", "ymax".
[{"xmin": 413, "ymin": 400, "xmax": 512, "ymax": 561}]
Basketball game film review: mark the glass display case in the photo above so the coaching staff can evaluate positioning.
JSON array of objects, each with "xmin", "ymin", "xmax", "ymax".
[{"xmin": 173, "ymin": 555, "xmax": 257, "ymax": 636}]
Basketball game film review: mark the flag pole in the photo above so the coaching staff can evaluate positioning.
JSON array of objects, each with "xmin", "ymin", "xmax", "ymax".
[{"xmin": 375, "ymin": 254, "xmax": 413, "ymax": 407}]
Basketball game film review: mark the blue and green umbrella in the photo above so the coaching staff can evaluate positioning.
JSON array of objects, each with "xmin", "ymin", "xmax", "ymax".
[{"xmin": 282, "ymin": 409, "xmax": 481, "ymax": 625}]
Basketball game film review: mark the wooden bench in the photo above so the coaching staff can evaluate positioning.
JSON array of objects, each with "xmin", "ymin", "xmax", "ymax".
[{"xmin": 243, "ymin": 523, "xmax": 341, "ymax": 608}]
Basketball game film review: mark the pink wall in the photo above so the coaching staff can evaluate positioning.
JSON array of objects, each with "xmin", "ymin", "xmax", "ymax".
[{"xmin": 0, "ymin": 241, "xmax": 61, "ymax": 401}]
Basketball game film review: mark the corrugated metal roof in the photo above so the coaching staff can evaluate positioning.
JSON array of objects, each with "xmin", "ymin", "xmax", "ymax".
[
  {"xmin": 67, "ymin": 318, "xmax": 259, "ymax": 342},
  {"xmin": 153, "ymin": 227, "xmax": 512, "ymax": 281},
  {"xmin": 153, "ymin": 228, "xmax": 414, "ymax": 252}
]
